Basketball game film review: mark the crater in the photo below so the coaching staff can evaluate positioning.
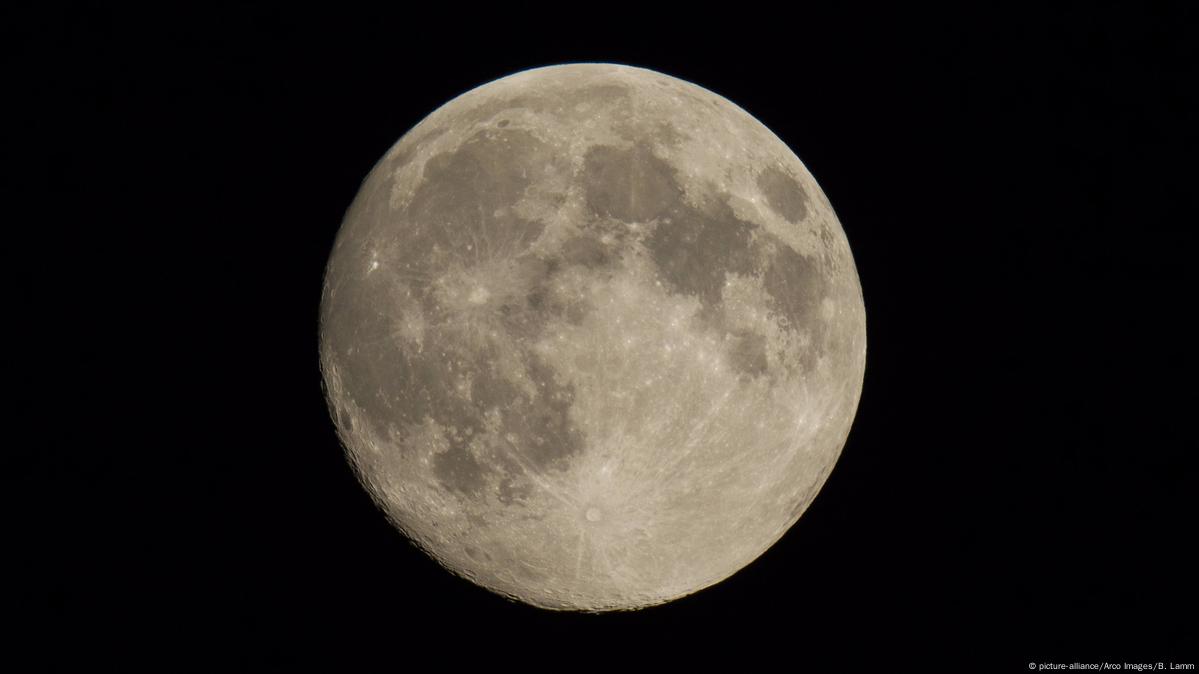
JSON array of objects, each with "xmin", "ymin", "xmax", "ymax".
[
  {"xmin": 337, "ymin": 406, "xmax": 354, "ymax": 432},
  {"xmin": 467, "ymin": 286, "xmax": 490, "ymax": 305},
  {"xmin": 464, "ymin": 545, "xmax": 488, "ymax": 563}
]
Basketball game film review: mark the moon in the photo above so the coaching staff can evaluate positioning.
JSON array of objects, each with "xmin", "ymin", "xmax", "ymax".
[{"xmin": 319, "ymin": 63, "xmax": 866, "ymax": 611}]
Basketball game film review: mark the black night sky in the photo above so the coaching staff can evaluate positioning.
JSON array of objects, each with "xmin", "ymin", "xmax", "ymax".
[{"xmin": 12, "ymin": 4, "xmax": 1194, "ymax": 668}]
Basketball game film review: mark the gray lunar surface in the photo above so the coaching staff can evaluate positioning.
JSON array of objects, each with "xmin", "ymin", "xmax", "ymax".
[{"xmin": 319, "ymin": 63, "xmax": 866, "ymax": 611}]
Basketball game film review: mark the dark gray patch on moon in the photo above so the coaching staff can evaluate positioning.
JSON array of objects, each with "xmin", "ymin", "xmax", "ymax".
[
  {"xmin": 498, "ymin": 474, "xmax": 534, "ymax": 506},
  {"xmin": 525, "ymin": 257, "xmax": 592, "ymax": 325},
  {"xmin": 475, "ymin": 354, "xmax": 584, "ymax": 469},
  {"xmin": 321, "ymin": 299, "xmax": 410, "ymax": 436},
  {"xmin": 512, "ymin": 371, "xmax": 584, "ymax": 468},
  {"xmin": 757, "ymin": 166, "xmax": 809, "ymax": 223},
  {"xmin": 433, "ymin": 436, "xmax": 489, "ymax": 495},
  {"xmin": 726, "ymin": 330, "xmax": 770, "ymax": 379},
  {"xmin": 400, "ymin": 127, "xmax": 555, "ymax": 272},
  {"xmin": 424, "ymin": 348, "xmax": 584, "ymax": 496},
  {"xmin": 760, "ymin": 242, "xmax": 827, "ymax": 372},
  {"xmin": 645, "ymin": 195, "xmax": 757, "ymax": 310},
  {"xmin": 583, "ymin": 145, "xmax": 683, "ymax": 223},
  {"xmin": 559, "ymin": 234, "xmax": 616, "ymax": 270},
  {"xmin": 577, "ymin": 141, "xmax": 763, "ymax": 314}
]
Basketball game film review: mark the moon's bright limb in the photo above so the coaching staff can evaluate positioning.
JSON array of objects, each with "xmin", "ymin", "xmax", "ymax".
[{"xmin": 319, "ymin": 63, "xmax": 866, "ymax": 611}]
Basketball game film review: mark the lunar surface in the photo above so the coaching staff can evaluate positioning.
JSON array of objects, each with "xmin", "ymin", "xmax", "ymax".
[{"xmin": 319, "ymin": 63, "xmax": 866, "ymax": 611}]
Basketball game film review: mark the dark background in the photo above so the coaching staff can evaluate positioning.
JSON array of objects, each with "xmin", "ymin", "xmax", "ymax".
[{"xmin": 11, "ymin": 3, "xmax": 1194, "ymax": 668}]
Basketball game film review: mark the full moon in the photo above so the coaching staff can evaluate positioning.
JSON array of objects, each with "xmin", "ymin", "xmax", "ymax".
[{"xmin": 319, "ymin": 64, "xmax": 866, "ymax": 611}]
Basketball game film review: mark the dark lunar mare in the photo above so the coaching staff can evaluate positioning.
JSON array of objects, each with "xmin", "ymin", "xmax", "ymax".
[{"xmin": 324, "ymin": 126, "xmax": 591, "ymax": 495}]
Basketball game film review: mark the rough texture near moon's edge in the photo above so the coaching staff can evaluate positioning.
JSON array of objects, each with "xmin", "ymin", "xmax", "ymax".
[{"xmin": 319, "ymin": 64, "xmax": 866, "ymax": 612}]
